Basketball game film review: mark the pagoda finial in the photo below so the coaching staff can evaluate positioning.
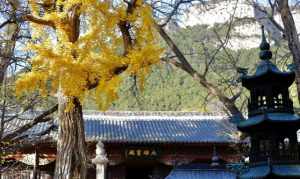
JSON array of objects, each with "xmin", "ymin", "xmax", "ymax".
[{"xmin": 259, "ymin": 26, "xmax": 272, "ymax": 60}]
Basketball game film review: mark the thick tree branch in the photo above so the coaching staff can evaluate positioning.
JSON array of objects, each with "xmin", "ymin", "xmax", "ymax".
[
  {"xmin": 0, "ymin": 20, "xmax": 14, "ymax": 29},
  {"xmin": 118, "ymin": 21, "xmax": 133, "ymax": 54},
  {"xmin": 159, "ymin": 0, "xmax": 192, "ymax": 27},
  {"xmin": 156, "ymin": 23, "xmax": 244, "ymax": 119},
  {"xmin": 87, "ymin": 1, "xmax": 138, "ymax": 90},
  {"xmin": 154, "ymin": 23, "xmax": 197, "ymax": 75},
  {"xmin": 24, "ymin": 15, "xmax": 55, "ymax": 28}
]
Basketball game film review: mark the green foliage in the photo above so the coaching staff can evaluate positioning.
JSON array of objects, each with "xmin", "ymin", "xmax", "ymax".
[
  {"xmin": 84, "ymin": 24, "xmax": 299, "ymax": 112},
  {"xmin": 85, "ymin": 64, "xmax": 209, "ymax": 111},
  {"xmin": 113, "ymin": 64, "xmax": 210, "ymax": 111}
]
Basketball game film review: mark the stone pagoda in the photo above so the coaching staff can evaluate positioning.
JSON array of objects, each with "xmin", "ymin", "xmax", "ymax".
[{"xmin": 238, "ymin": 26, "xmax": 300, "ymax": 178}]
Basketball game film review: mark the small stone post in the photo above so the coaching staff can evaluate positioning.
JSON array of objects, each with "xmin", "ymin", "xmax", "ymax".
[
  {"xmin": 211, "ymin": 145, "xmax": 220, "ymax": 167},
  {"xmin": 92, "ymin": 141, "xmax": 109, "ymax": 179}
]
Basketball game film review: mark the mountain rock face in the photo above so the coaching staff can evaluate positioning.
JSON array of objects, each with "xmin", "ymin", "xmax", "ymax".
[{"xmin": 182, "ymin": 0, "xmax": 300, "ymax": 49}]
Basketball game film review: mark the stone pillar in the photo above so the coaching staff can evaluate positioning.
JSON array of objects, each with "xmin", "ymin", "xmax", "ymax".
[{"xmin": 92, "ymin": 141, "xmax": 109, "ymax": 179}]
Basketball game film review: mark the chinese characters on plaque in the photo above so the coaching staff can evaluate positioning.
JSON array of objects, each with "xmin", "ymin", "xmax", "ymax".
[{"xmin": 126, "ymin": 148, "xmax": 159, "ymax": 159}]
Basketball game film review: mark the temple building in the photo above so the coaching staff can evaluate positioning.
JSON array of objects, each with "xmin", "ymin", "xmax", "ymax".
[
  {"xmin": 4, "ymin": 26, "xmax": 300, "ymax": 179},
  {"xmin": 1, "ymin": 112, "xmax": 239, "ymax": 179},
  {"xmin": 238, "ymin": 26, "xmax": 300, "ymax": 178}
]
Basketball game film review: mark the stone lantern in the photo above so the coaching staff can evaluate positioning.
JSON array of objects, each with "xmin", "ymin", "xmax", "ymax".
[{"xmin": 238, "ymin": 26, "xmax": 300, "ymax": 179}]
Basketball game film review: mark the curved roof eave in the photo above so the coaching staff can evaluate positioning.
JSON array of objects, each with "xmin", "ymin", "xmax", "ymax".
[
  {"xmin": 237, "ymin": 113, "xmax": 300, "ymax": 130},
  {"xmin": 242, "ymin": 70, "xmax": 295, "ymax": 82},
  {"xmin": 241, "ymin": 70, "xmax": 295, "ymax": 88}
]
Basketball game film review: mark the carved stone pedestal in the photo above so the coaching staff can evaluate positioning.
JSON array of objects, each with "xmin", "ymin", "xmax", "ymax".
[{"xmin": 92, "ymin": 142, "xmax": 109, "ymax": 179}]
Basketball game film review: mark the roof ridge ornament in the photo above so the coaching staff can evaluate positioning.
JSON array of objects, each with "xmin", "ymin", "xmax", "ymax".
[
  {"xmin": 211, "ymin": 145, "xmax": 220, "ymax": 167},
  {"xmin": 259, "ymin": 26, "xmax": 272, "ymax": 61}
]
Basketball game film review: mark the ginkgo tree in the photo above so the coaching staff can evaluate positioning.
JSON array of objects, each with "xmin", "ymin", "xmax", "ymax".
[{"xmin": 16, "ymin": 0, "xmax": 162, "ymax": 178}]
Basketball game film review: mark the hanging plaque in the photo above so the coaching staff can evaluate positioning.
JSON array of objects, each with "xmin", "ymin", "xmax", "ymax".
[{"xmin": 125, "ymin": 147, "xmax": 159, "ymax": 159}]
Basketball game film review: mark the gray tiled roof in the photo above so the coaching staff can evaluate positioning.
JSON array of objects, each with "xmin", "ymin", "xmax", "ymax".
[
  {"xmin": 83, "ymin": 113, "xmax": 239, "ymax": 143},
  {"xmin": 3, "ymin": 112, "xmax": 239, "ymax": 144},
  {"xmin": 273, "ymin": 165, "xmax": 300, "ymax": 177},
  {"xmin": 2, "ymin": 113, "xmax": 54, "ymax": 140},
  {"xmin": 239, "ymin": 165, "xmax": 269, "ymax": 179},
  {"xmin": 166, "ymin": 168, "xmax": 236, "ymax": 179},
  {"xmin": 239, "ymin": 164, "xmax": 300, "ymax": 178}
]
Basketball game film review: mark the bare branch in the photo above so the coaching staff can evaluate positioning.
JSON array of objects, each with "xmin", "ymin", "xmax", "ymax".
[
  {"xmin": 2, "ymin": 104, "xmax": 58, "ymax": 141},
  {"xmin": 0, "ymin": 19, "xmax": 14, "ymax": 29},
  {"xmin": 156, "ymin": 22, "xmax": 244, "ymax": 118},
  {"xmin": 230, "ymin": 89, "xmax": 243, "ymax": 102}
]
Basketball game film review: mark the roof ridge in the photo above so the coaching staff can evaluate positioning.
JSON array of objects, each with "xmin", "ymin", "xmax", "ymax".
[
  {"xmin": 83, "ymin": 114, "xmax": 227, "ymax": 121},
  {"xmin": 82, "ymin": 110, "xmax": 227, "ymax": 117}
]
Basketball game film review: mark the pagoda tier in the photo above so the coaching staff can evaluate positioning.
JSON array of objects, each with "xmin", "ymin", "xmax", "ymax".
[
  {"xmin": 241, "ymin": 59, "xmax": 295, "ymax": 117},
  {"xmin": 239, "ymin": 27, "xmax": 295, "ymax": 118},
  {"xmin": 238, "ymin": 26, "xmax": 300, "ymax": 179}
]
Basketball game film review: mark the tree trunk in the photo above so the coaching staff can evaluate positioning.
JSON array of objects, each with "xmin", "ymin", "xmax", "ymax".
[
  {"xmin": 0, "ymin": 58, "xmax": 9, "ymax": 84},
  {"xmin": 277, "ymin": 0, "xmax": 300, "ymax": 103},
  {"xmin": 53, "ymin": 5, "xmax": 89, "ymax": 178},
  {"xmin": 54, "ymin": 94, "xmax": 87, "ymax": 179}
]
